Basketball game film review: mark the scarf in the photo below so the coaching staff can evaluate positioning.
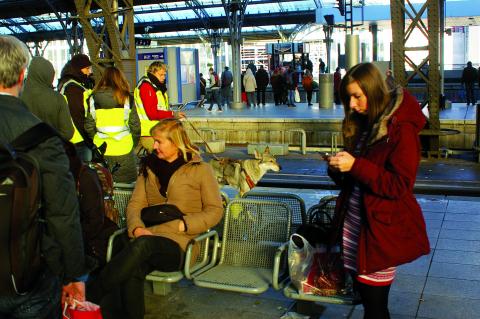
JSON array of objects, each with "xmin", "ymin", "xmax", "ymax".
[
  {"xmin": 141, "ymin": 153, "xmax": 188, "ymax": 197},
  {"xmin": 147, "ymin": 72, "xmax": 167, "ymax": 94}
]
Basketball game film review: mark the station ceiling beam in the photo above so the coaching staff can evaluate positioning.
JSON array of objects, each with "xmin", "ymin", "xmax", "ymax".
[{"xmin": 11, "ymin": 10, "xmax": 315, "ymax": 43}]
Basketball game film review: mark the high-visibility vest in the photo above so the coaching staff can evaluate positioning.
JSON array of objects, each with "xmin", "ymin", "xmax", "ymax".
[
  {"xmin": 59, "ymin": 79, "xmax": 86, "ymax": 144},
  {"xmin": 85, "ymin": 91, "xmax": 133, "ymax": 156},
  {"xmin": 133, "ymin": 76, "xmax": 169, "ymax": 136}
]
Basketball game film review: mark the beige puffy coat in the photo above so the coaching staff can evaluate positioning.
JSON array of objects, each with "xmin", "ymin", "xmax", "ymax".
[{"xmin": 126, "ymin": 156, "xmax": 223, "ymax": 252}]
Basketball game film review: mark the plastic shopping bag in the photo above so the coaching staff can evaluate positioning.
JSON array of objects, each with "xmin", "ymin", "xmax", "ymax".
[
  {"xmin": 294, "ymin": 88, "xmax": 301, "ymax": 103},
  {"xmin": 288, "ymin": 233, "xmax": 349, "ymax": 296},
  {"xmin": 63, "ymin": 299, "xmax": 103, "ymax": 319}
]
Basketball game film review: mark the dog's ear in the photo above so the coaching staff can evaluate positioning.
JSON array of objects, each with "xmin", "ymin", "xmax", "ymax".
[{"xmin": 254, "ymin": 149, "xmax": 261, "ymax": 159}]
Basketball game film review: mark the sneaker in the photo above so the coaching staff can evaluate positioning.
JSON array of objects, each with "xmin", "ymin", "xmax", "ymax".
[
  {"xmin": 218, "ymin": 108, "xmax": 223, "ymax": 112},
  {"xmin": 207, "ymin": 108, "xmax": 212, "ymax": 112},
  {"xmin": 288, "ymin": 104, "xmax": 296, "ymax": 107}
]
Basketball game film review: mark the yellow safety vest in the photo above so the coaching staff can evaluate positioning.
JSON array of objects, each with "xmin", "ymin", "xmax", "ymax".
[
  {"xmin": 86, "ymin": 92, "xmax": 133, "ymax": 156},
  {"xmin": 133, "ymin": 76, "xmax": 170, "ymax": 136},
  {"xmin": 60, "ymin": 79, "xmax": 86, "ymax": 144}
]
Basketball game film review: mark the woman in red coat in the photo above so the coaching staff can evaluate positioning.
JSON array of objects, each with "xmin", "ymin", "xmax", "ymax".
[{"xmin": 327, "ymin": 63, "xmax": 430, "ymax": 319}]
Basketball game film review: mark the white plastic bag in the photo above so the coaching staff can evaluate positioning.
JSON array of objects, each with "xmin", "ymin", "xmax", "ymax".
[
  {"xmin": 294, "ymin": 88, "xmax": 301, "ymax": 103},
  {"xmin": 288, "ymin": 234, "xmax": 313, "ymax": 292}
]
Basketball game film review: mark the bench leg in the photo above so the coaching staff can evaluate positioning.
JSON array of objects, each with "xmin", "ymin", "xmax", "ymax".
[{"xmin": 151, "ymin": 281, "xmax": 173, "ymax": 296}]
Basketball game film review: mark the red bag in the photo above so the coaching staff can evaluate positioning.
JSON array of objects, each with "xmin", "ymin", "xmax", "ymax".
[
  {"xmin": 241, "ymin": 92, "xmax": 247, "ymax": 103},
  {"xmin": 63, "ymin": 300, "xmax": 103, "ymax": 319}
]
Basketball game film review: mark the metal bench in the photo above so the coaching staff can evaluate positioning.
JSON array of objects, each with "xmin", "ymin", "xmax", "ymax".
[
  {"xmin": 109, "ymin": 184, "xmax": 217, "ymax": 295},
  {"xmin": 187, "ymin": 199, "xmax": 292, "ymax": 294},
  {"xmin": 242, "ymin": 191, "xmax": 306, "ymax": 234}
]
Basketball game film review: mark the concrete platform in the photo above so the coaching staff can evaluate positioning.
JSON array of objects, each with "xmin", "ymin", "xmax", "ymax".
[
  {"xmin": 128, "ymin": 101, "xmax": 480, "ymax": 318},
  {"xmin": 182, "ymin": 101, "xmax": 478, "ymax": 150},
  {"xmin": 138, "ymin": 190, "xmax": 480, "ymax": 319}
]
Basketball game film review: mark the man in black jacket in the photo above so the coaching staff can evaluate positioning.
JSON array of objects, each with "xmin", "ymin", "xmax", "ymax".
[
  {"xmin": 461, "ymin": 61, "xmax": 478, "ymax": 106},
  {"xmin": 255, "ymin": 65, "xmax": 269, "ymax": 106},
  {"xmin": 0, "ymin": 35, "xmax": 89, "ymax": 319}
]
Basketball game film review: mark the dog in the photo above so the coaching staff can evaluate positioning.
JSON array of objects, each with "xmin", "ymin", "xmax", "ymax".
[{"xmin": 209, "ymin": 147, "xmax": 281, "ymax": 196}]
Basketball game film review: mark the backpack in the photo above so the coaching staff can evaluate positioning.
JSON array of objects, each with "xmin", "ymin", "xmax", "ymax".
[
  {"xmin": 88, "ymin": 162, "xmax": 121, "ymax": 226},
  {"xmin": 213, "ymin": 73, "xmax": 220, "ymax": 87},
  {"xmin": 0, "ymin": 123, "xmax": 58, "ymax": 296}
]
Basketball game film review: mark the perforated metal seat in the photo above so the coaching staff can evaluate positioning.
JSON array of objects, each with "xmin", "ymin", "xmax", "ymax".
[
  {"xmin": 242, "ymin": 191, "xmax": 306, "ymax": 234},
  {"xmin": 112, "ymin": 183, "xmax": 135, "ymax": 228},
  {"xmin": 191, "ymin": 199, "xmax": 292, "ymax": 294}
]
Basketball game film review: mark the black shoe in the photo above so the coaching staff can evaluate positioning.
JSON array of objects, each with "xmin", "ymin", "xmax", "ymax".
[
  {"xmin": 218, "ymin": 108, "xmax": 223, "ymax": 112},
  {"xmin": 207, "ymin": 108, "xmax": 212, "ymax": 112}
]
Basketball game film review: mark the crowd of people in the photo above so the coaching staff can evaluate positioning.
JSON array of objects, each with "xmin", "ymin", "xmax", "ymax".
[{"xmin": 1, "ymin": 32, "xmax": 431, "ymax": 319}]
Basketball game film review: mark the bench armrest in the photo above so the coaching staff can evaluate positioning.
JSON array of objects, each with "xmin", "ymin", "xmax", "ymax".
[
  {"xmin": 106, "ymin": 228, "xmax": 127, "ymax": 262},
  {"xmin": 272, "ymin": 241, "xmax": 289, "ymax": 290},
  {"xmin": 184, "ymin": 230, "xmax": 220, "ymax": 279}
]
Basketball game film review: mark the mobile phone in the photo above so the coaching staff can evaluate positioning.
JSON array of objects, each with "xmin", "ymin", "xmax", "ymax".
[{"xmin": 319, "ymin": 152, "xmax": 331, "ymax": 161}]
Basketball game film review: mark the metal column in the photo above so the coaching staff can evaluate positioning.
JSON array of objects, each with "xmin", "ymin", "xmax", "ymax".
[
  {"xmin": 74, "ymin": 0, "xmax": 136, "ymax": 88},
  {"xmin": 390, "ymin": 0, "xmax": 441, "ymax": 155},
  {"xmin": 224, "ymin": 0, "xmax": 249, "ymax": 110}
]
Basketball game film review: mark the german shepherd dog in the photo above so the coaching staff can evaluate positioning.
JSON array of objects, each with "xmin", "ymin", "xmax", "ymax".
[{"xmin": 209, "ymin": 147, "xmax": 281, "ymax": 196}]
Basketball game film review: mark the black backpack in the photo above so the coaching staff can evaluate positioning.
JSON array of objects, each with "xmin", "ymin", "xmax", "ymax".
[{"xmin": 0, "ymin": 123, "xmax": 58, "ymax": 296}]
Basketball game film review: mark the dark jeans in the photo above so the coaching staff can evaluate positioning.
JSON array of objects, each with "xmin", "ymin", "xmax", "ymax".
[
  {"xmin": 256, "ymin": 88, "xmax": 266, "ymax": 105},
  {"xmin": 465, "ymin": 82, "xmax": 475, "ymax": 105},
  {"xmin": 0, "ymin": 269, "xmax": 61, "ymax": 319},
  {"xmin": 355, "ymin": 279, "xmax": 391, "ymax": 319},
  {"xmin": 246, "ymin": 92, "xmax": 256, "ymax": 106},
  {"xmin": 305, "ymin": 89, "xmax": 313, "ymax": 104},
  {"xmin": 89, "ymin": 234, "xmax": 183, "ymax": 319},
  {"xmin": 208, "ymin": 89, "xmax": 222, "ymax": 109},
  {"xmin": 221, "ymin": 87, "xmax": 231, "ymax": 106}
]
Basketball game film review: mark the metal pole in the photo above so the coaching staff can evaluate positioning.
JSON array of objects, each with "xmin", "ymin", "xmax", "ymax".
[{"xmin": 231, "ymin": 5, "xmax": 243, "ymax": 109}]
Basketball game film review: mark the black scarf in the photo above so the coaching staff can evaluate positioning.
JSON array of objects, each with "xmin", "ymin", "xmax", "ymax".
[
  {"xmin": 147, "ymin": 72, "xmax": 167, "ymax": 94},
  {"xmin": 141, "ymin": 153, "xmax": 188, "ymax": 197}
]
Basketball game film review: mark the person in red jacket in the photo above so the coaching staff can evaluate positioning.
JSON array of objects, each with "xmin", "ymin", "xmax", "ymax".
[{"xmin": 327, "ymin": 63, "xmax": 430, "ymax": 319}]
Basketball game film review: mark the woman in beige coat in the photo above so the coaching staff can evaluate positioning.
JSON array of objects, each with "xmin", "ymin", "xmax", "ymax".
[{"xmin": 89, "ymin": 118, "xmax": 223, "ymax": 319}]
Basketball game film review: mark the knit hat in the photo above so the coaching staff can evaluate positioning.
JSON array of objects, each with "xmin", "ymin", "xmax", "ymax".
[{"xmin": 71, "ymin": 54, "xmax": 92, "ymax": 70}]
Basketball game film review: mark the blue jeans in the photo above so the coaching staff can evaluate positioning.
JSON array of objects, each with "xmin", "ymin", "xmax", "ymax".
[
  {"xmin": 0, "ymin": 269, "xmax": 61, "ymax": 319},
  {"xmin": 288, "ymin": 89, "xmax": 295, "ymax": 105}
]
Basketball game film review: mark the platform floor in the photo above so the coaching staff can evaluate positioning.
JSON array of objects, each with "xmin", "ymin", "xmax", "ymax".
[
  {"xmin": 140, "ymin": 189, "xmax": 480, "ymax": 319},
  {"xmin": 182, "ymin": 100, "xmax": 477, "ymax": 122},
  {"xmin": 136, "ymin": 101, "xmax": 480, "ymax": 319}
]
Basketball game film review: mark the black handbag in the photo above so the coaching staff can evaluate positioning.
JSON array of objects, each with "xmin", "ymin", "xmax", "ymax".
[{"xmin": 141, "ymin": 204, "xmax": 185, "ymax": 227}]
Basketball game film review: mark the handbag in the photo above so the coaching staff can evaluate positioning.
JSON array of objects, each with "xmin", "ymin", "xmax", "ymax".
[
  {"xmin": 141, "ymin": 204, "xmax": 185, "ymax": 227},
  {"xmin": 294, "ymin": 88, "xmax": 301, "ymax": 103},
  {"xmin": 63, "ymin": 300, "xmax": 103, "ymax": 319}
]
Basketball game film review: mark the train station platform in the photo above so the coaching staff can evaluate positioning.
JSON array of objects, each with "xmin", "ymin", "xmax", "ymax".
[
  {"xmin": 138, "ymin": 188, "xmax": 480, "ymax": 319},
  {"xmin": 138, "ymin": 101, "xmax": 480, "ymax": 319},
  {"xmin": 182, "ymin": 100, "xmax": 478, "ymax": 155}
]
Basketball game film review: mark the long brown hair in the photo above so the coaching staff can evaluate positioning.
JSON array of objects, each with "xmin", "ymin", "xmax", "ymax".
[
  {"xmin": 340, "ymin": 63, "xmax": 390, "ymax": 151},
  {"xmin": 94, "ymin": 66, "xmax": 130, "ymax": 105}
]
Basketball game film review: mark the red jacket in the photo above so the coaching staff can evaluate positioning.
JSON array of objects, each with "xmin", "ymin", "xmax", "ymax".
[
  {"xmin": 330, "ymin": 88, "xmax": 430, "ymax": 274},
  {"xmin": 139, "ymin": 82, "xmax": 174, "ymax": 120}
]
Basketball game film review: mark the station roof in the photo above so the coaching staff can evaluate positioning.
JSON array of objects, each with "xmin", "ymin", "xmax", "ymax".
[{"xmin": 0, "ymin": 0, "xmax": 478, "ymax": 44}]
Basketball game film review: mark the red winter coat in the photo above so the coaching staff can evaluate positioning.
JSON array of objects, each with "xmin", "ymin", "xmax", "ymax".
[{"xmin": 329, "ymin": 88, "xmax": 430, "ymax": 275}]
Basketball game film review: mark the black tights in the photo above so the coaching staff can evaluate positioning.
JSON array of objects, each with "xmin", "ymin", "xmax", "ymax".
[
  {"xmin": 355, "ymin": 280, "xmax": 391, "ymax": 319},
  {"xmin": 89, "ymin": 234, "xmax": 183, "ymax": 319}
]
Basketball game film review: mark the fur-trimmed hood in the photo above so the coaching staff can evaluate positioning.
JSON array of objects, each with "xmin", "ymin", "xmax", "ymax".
[{"xmin": 367, "ymin": 87, "xmax": 426, "ymax": 146}]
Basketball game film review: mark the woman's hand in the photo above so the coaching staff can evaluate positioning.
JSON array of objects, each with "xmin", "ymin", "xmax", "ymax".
[
  {"xmin": 328, "ymin": 151, "xmax": 356, "ymax": 172},
  {"xmin": 133, "ymin": 227, "xmax": 153, "ymax": 238}
]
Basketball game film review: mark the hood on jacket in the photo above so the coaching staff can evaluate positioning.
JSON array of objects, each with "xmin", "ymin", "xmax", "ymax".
[
  {"xmin": 24, "ymin": 56, "xmax": 55, "ymax": 89},
  {"xmin": 92, "ymin": 88, "xmax": 120, "ymax": 109},
  {"xmin": 59, "ymin": 60, "xmax": 90, "ymax": 87},
  {"xmin": 244, "ymin": 68, "xmax": 254, "ymax": 78},
  {"xmin": 368, "ymin": 87, "xmax": 426, "ymax": 146}
]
